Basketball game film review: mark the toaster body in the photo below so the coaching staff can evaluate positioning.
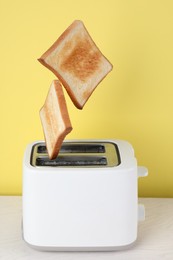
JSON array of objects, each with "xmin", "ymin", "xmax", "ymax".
[{"xmin": 22, "ymin": 139, "xmax": 148, "ymax": 251}]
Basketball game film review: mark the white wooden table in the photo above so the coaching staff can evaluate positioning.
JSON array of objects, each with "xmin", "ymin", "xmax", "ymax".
[{"xmin": 0, "ymin": 196, "xmax": 173, "ymax": 260}]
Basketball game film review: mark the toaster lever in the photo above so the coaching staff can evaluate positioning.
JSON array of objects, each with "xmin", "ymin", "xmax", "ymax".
[{"xmin": 137, "ymin": 166, "xmax": 148, "ymax": 178}]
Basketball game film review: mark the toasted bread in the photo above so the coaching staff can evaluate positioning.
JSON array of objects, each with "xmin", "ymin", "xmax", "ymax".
[
  {"xmin": 38, "ymin": 20, "xmax": 113, "ymax": 109},
  {"xmin": 40, "ymin": 80, "xmax": 72, "ymax": 159}
]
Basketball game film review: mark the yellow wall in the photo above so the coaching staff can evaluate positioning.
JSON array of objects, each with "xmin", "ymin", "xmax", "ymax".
[{"xmin": 0, "ymin": 0, "xmax": 173, "ymax": 196}]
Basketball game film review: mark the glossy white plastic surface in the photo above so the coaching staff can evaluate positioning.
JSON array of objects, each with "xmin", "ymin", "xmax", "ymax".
[{"xmin": 22, "ymin": 139, "xmax": 147, "ymax": 251}]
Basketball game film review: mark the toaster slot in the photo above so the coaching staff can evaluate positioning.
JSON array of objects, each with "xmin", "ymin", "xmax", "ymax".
[
  {"xmin": 37, "ymin": 146, "xmax": 47, "ymax": 153},
  {"xmin": 60, "ymin": 144, "xmax": 105, "ymax": 153},
  {"xmin": 36, "ymin": 156, "xmax": 107, "ymax": 167},
  {"xmin": 37, "ymin": 144, "xmax": 105, "ymax": 154}
]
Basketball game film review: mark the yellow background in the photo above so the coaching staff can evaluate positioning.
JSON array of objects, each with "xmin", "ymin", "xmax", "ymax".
[{"xmin": 0, "ymin": 0, "xmax": 173, "ymax": 196}]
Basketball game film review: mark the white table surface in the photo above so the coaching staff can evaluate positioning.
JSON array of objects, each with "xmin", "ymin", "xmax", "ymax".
[{"xmin": 0, "ymin": 196, "xmax": 173, "ymax": 260}]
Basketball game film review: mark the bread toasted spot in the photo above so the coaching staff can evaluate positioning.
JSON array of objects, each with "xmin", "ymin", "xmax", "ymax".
[{"xmin": 60, "ymin": 39, "xmax": 101, "ymax": 83}]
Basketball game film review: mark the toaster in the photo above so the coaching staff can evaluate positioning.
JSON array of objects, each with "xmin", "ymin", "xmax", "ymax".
[{"xmin": 22, "ymin": 139, "xmax": 148, "ymax": 251}]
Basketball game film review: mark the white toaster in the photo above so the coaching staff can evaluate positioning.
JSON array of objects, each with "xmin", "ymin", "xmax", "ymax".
[{"xmin": 22, "ymin": 139, "xmax": 148, "ymax": 251}]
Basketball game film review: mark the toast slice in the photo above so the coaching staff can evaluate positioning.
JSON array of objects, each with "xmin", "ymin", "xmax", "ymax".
[
  {"xmin": 40, "ymin": 80, "xmax": 72, "ymax": 159},
  {"xmin": 38, "ymin": 20, "xmax": 113, "ymax": 109}
]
